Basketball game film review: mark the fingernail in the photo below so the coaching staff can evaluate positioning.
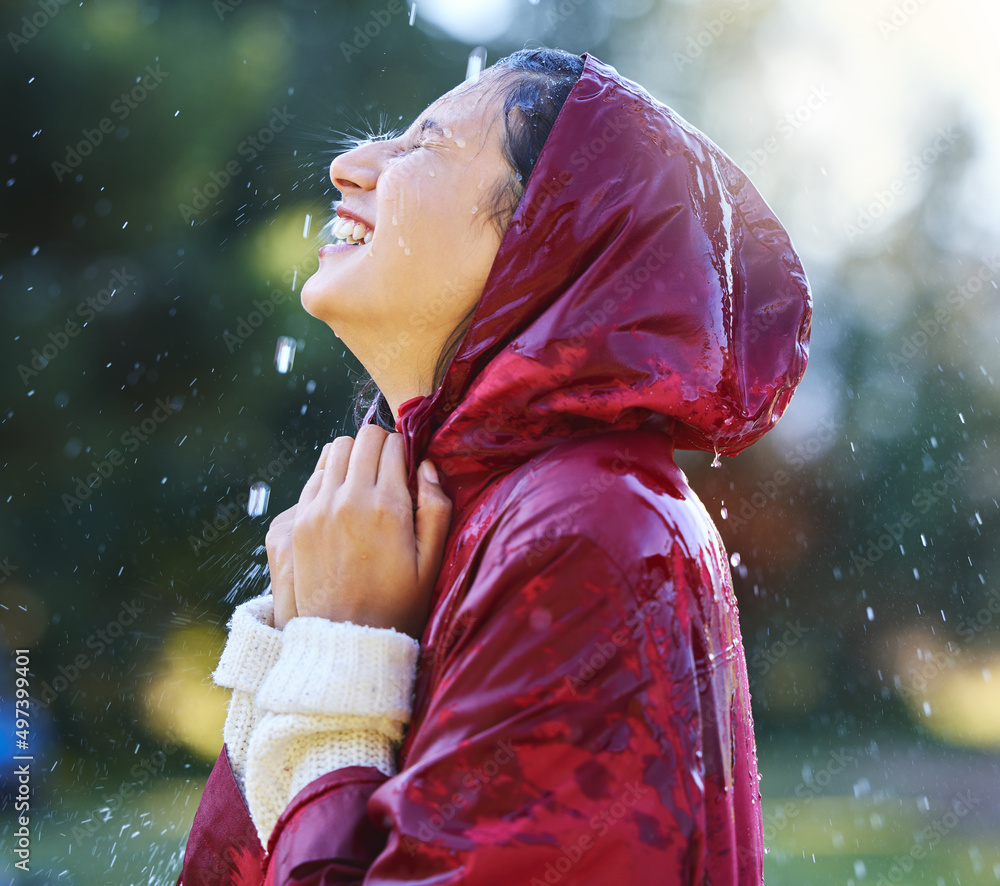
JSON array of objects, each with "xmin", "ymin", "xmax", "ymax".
[{"xmin": 420, "ymin": 459, "xmax": 440, "ymax": 484}]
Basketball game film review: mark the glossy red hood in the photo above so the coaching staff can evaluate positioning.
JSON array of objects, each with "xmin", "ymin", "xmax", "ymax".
[{"xmin": 379, "ymin": 54, "xmax": 812, "ymax": 509}]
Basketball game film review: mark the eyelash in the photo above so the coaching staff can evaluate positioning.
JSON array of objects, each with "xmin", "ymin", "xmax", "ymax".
[{"xmin": 392, "ymin": 136, "xmax": 426, "ymax": 157}]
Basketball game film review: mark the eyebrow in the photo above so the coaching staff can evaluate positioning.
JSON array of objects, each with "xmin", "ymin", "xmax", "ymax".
[{"xmin": 418, "ymin": 117, "xmax": 446, "ymax": 136}]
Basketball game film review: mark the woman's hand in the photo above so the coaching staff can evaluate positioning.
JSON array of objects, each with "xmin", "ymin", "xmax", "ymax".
[{"xmin": 267, "ymin": 425, "xmax": 453, "ymax": 638}]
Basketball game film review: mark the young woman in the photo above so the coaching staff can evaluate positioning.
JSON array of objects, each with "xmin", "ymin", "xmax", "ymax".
[{"xmin": 177, "ymin": 48, "xmax": 812, "ymax": 885}]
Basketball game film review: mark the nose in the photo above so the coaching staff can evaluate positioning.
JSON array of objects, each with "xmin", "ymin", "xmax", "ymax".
[{"xmin": 329, "ymin": 140, "xmax": 382, "ymax": 193}]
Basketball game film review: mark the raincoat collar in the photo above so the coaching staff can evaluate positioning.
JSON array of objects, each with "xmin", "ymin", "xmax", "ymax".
[{"xmin": 368, "ymin": 54, "xmax": 811, "ymax": 513}]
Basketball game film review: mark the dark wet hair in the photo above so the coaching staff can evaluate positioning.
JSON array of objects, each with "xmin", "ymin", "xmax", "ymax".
[{"xmin": 350, "ymin": 47, "xmax": 585, "ymax": 432}]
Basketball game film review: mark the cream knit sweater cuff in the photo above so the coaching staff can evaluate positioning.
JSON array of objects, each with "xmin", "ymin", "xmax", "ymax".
[
  {"xmin": 211, "ymin": 593, "xmax": 421, "ymax": 848},
  {"xmin": 212, "ymin": 593, "xmax": 284, "ymax": 795}
]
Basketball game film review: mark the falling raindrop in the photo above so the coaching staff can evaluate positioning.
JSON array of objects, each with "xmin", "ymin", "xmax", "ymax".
[
  {"xmin": 274, "ymin": 336, "xmax": 296, "ymax": 373},
  {"xmin": 466, "ymin": 46, "xmax": 487, "ymax": 83},
  {"xmin": 302, "ymin": 213, "xmax": 312, "ymax": 238},
  {"xmin": 866, "ymin": 606, "xmax": 874, "ymax": 621},
  {"xmin": 409, "ymin": 3, "xmax": 417, "ymax": 25},
  {"xmin": 248, "ymin": 481, "xmax": 270, "ymax": 517}
]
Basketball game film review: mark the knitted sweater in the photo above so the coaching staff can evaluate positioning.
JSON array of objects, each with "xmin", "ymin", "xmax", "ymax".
[{"xmin": 211, "ymin": 593, "xmax": 421, "ymax": 849}]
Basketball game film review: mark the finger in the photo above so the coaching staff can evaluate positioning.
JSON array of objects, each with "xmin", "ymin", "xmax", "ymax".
[
  {"xmin": 376, "ymin": 432, "xmax": 409, "ymax": 496},
  {"xmin": 297, "ymin": 439, "xmax": 344, "ymax": 508},
  {"xmin": 414, "ymin": 459, "xmax": 453, "ymax": 585},
  {"xmin": 273, "ymin": 589, "xmax": 297, "ymax": 631},
  {"xmin": 270, "ymin": 503, "xmax": 297, "ymax": 529},
  {"xmin": 314, "ymin": 444, "xmax": 329, "ymax": 471},
  {"xmin": 315, "ymin": 435, "xmax": 352, "ymax": 500},
  {"xmin": 344, "ymin": 424, "xmax": 391, "ymax": 489},
  {"xmin": 298, "ymin": 465, "xmax": 326, "ymax": 508}
]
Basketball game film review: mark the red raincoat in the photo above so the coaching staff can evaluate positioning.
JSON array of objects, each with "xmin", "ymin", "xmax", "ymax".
[{"xmin": 177, "ymin": 53, "xmax": 811, "ymax": 885}]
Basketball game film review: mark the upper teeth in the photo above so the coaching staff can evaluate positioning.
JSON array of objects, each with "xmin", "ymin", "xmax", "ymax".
[{"xmin": 330, "ymin": 216, "xmax": 373, "ymax": 245}]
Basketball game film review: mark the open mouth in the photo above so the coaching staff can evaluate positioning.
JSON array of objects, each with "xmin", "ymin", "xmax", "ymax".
[{"xmin": 329, "ymin": 215, "xmax": 373, "ymax": 245}]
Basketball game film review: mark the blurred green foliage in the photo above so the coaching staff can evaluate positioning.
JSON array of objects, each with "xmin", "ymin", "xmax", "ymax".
[{"xmin": 1, "ymin": 0, "xmax": 997, "ymax": 881}]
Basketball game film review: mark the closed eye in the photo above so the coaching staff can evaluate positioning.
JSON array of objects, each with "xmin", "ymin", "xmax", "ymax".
[
  {"xmin": 397, "ymin": 137, "xmax": 426, "ymax": 154},
  {"xmin": 394, "ymin": 117, "xmax": 447, "ymax": 155}
]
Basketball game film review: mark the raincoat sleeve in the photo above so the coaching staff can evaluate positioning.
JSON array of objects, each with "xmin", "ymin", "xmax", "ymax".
[
  {"xmin": 262, "ymin": 525, "xmax": 725, "ymax": 884},
  {"xmin": 177, "ymin": 593, "xmax": 421, "ymax": 885}
]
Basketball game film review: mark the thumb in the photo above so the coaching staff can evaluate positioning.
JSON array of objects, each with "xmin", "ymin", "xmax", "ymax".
[{"xmin": 414, "ymin": 459, "xmax": 452, "ymax": 583}]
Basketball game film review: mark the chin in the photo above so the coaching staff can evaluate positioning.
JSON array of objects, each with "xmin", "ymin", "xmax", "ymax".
[
  {"xmin": 299, "ymin": 270, "xmax": 342, "ymax": 321},
  {"xmin": 299, "ymin": 274, "xmax": 322, "ymax": 318}
]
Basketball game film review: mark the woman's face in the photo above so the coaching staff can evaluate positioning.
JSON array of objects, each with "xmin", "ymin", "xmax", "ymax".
[{"xmin": 301, "ymin": 69, "xmax": 512, "ymax": 408}]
